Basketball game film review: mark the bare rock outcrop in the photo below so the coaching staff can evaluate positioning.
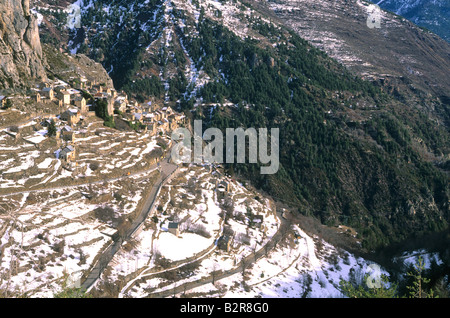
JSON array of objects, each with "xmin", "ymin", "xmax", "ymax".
[{"xmin": 0, "ymin": 0, "xmax": 47, "ymax": 89}]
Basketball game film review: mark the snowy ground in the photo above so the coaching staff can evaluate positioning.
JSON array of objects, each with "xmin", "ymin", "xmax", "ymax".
[
  {"xmin": 393, "ymin": 249, "xmax": 444, "ymax": 269},
  {"xmin": 0, "ymin": 123, "xmax": 161, "ymax": 297},
  {"xmin": 0, "ymin": 122, "xmax": 164, "ymax": 192},
  {"xmin": 124, "ymin": 223, "xmax": 384, "ymax": 298},
  {"xmin": 220, "ymin": 226, "xmax": 372, "ymax": 298},
  {"xmin": 0, "ymin": 168, "xmax": 159, "ymax": 296},
  {"xmin": 0, "ymin": 190, "xmax": 112, "ymax": 297},
  {"xmin": 89, "ymin": 163, "xmax": 279, "ymax": 297}
]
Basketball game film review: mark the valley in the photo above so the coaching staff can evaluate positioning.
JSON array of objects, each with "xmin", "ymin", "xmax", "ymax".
[{"xmin": 0, "ymin": 0, "xmax": 448, "ymax": 298}]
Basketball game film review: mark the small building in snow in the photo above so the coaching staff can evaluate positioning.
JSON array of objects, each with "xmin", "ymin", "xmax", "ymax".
[
  {"xmin": 217, "ymin": 235, "xmax": 232, "ymax": 252},
  {"xmin": 252, "ymin": 215, "xmax": 264, "ymax": 229}
]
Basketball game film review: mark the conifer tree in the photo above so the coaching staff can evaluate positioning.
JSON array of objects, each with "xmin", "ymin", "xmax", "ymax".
[
  {"xmin": 47, "ymin": 119, "xmax": 57, "ymax": 137},
  {"xmin": 406, "ymin": 256, "xmax": 436, "ymax": 298}
]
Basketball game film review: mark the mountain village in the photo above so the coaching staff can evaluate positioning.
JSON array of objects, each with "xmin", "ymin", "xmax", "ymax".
[{"xmin": 1, "ymin": 75, "xmax": 186, "ymax": 173}]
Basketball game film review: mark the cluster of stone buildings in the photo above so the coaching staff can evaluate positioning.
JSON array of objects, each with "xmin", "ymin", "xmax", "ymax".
[
  {"xmin": 34, "ymin": 78, "xmax": 112, "ymax": 120},
  {"xmin": 136, "ymin": 104, "xmax": 186, "ymax": 136},
  {"xmin": 36, "ymin": 77, "xmax": 186, "ymax": 135},
  {"xmin": 34, "ymin": 77, "xmax": 186, "ymax": 164}
]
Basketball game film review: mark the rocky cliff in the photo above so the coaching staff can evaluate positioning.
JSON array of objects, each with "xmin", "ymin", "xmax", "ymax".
[{"xmin": 0, "ymin": 0, "xmax": 47, "ymax": 89}]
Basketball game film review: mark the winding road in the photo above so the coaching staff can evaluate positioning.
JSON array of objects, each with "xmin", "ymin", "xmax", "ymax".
[
  {"xmin": 120, "ymin": 209, "xmax": 291, "ymax": 298},
  {"xmin": 81, "ymin": 154, "xmax": 179, "ymax": 291}
]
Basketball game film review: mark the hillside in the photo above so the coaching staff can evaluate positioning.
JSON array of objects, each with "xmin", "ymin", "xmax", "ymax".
[
  {"xmin": 255, "ymin": 0, "xmax": 450, "ymax": 126},
  {"xmin": 27, "ymin": 0, "xmax": 450, "ymax": 252},
  {"xmin": 0, "ymin": 0, "xmax": 447, "ymax": 299}
]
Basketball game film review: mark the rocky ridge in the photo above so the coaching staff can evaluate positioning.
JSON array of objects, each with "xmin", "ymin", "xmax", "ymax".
[{"xmin": 0, "ymin": 0, "xmax": 47, "ymax": 89}]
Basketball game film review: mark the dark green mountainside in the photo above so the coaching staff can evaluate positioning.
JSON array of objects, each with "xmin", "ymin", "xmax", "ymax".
[{"xmin": 183, "ymin": 14, "xmax": 449, "ymax": 251}]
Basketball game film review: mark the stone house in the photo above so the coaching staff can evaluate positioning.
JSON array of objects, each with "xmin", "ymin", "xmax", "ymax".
[
  {"xmin": 158, "ymin": 119, "xmax": 169, "ymax": 134},
  {"xmin": 34, "ymin": 93, "xmax": 41, "ymax": 103},
  {"xmin": 134, "ymin": 113, "xmax": 144, "ymax": 123},
  {"xmin": 93, "ymin": 84, "xmax": 103, "ymax": 93},
  {"xmin": 86, "ymin": 79, "xmax": 95, "ymax": 89},
  {"xmin": 217, "ymin": 235, "xmax": 232, "ymax": 252},
  {"xmin": 73, "ymin": 96, "xmax": 87, "ymax": 114},
  {"xmin": 147, "ymin": 122, "xmax": 157, "ymax": 136},
  {"xmin": 143, "ymin": 112, "xmax": 155, "ymax": 124},
  {"xmin": 58, "ymin": 145, "xmax": 76, "ymax": 162},
  {"xmin": 143, "ymin": 101, "xmax": 153, "ymax": 112},
  {"xmin": 54, "ymin": 85, "xmax": 67, "ymax": 93},
  {"xmin": 41, "ymin": 87, "xmax": 54, "ymax": 100},
  {"xmin": 126, "ymin": 104, "xmax": 142, "ymax": 115},
  {"xmin": 0, "ymin": 96, "xmax": 6, "ymax": 107},
  {"xmin": 60, "ymin": 108, "xmax": 81, "ymax": 126},
  {"xmin": 162, "ymin": 106, "xmax": 174, "ymax": 116},
  {"xmin": 168, "ymin": 114, "xmax": 178, "ymax": 131},
  {"xmin": 175, "ymin": 113, "xmax": 186, "ymax": 125},
  {"xmin": 114, "ymin": 98, "xmax": 127, "ymax": 113},
  {"xmin": 61, "ymin": 126, "xmax": 76, "ymax": 142},
  {"xmin": 153, "ymin": 110, "xmax": 164, "ymax": 121},
  {"xmin": 40, "ymin": 82, "xmax": 51, "ymax": 89},
  {"xmin": 57, "ymin": 90, "xmax": 71, "ymax": 105},
  {"xmin": 74, "ymin": 77, "xmax": 89, "ymax": 90}
]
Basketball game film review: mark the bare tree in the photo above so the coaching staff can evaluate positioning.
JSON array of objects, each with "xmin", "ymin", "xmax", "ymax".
[
  {"xmin": 116, "ymin": 216, "xmax": 131, "ymax": 243},
  {"xmin": 172, "ymin": 283, "xmax": 177, "ymax": 298},
  {"xmin": 241, "ymin": 258, "xmax": 247, "ymax": 277},
  {"xmin": 211, "ymin": 262, "xmax": 219, "ymax": 285},
  {"xmin": 264, "ymin": 241, "xmax": 271, "ymax": 257}
]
